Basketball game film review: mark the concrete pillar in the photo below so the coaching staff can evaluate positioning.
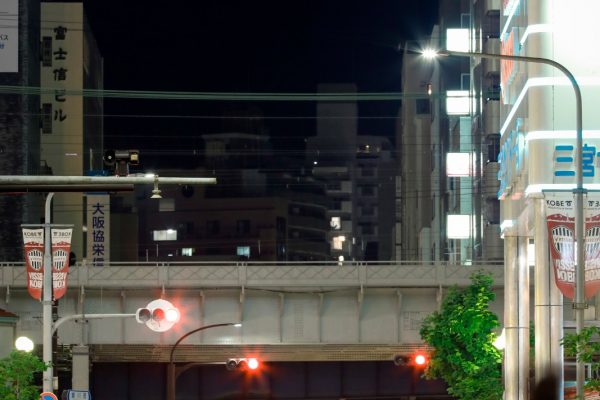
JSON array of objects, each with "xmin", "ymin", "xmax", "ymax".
[
  {"xmin": 518, "ymin": 236, "xmax": 530, "ymax": 400},
  {"xmin": 504, "ymin": 233, "xmax": 519, "ymax": 400},
  {"xmin": 72, "ymin": 345, "xmax": 89, "ymax": 391},
  {"xmin": 534, "ymin": 198, "xmax": 564, "ymax": 397},
  {"xmin": 504, "ymin": 232, "xmax": 530, "ymax": 400}
]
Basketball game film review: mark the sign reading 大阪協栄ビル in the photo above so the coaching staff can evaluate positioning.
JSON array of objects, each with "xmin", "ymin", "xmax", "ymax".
[
  {"xmin": 87, "ymin": 194, "xmax": 110, "ymax": 266},
  {"xmin": 51, "ymin": 228, "xmax": 72, "ymax": 299},
  {"xmin": 546, "ymin": 194, "xmax": 600, "ymax": 299},
  {"xmin": 22, "ymin": 229, "xmax": 44, "ymax": 300}
]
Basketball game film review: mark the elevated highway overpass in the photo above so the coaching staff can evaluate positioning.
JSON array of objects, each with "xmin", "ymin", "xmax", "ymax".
[{"xmin": 1, "ymin": 260, "xmax": 507, "ymax": 363}]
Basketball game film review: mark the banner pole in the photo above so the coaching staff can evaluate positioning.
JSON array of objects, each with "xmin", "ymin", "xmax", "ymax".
[{"xmin": 42, "ymin": 193, "xmax": 54, "ymax": 393}]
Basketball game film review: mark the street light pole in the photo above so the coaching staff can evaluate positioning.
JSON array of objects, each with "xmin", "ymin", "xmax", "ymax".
[
  {"xmin": 432, "ymin": 49, "xmax": 583, "ymax": 398},
  {"xmin": 42, "ymin": 193, "xmax": 54, "ymax": 393},
  {"xmin": 15, "ymin": 174, "xmax": 217, "ymax": 394},
  {"xmin": 167, "ymin": 323, "xmax": 240, "ymax": 400}
]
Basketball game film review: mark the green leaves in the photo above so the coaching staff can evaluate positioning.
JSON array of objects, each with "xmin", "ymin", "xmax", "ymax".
[
  {"xmin": 0, "ymin": 350, "xmax": 48, "ymax": 400},
  {"xmin": 420, "ymin": 272, "xmax": 503, "ymax": 400},
  {"xmin": 563, "ymin": 326, "xmax": 600, "ymax": 392}
]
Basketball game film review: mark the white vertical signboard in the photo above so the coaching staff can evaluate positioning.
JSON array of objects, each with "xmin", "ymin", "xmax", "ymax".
[
  {"xmin": 0, "ymin": 0, "xmax": 18, "ymax": 72},
  {"xmin": 86, "ymin": 194, "xmax": 110, "ymax": 266}
]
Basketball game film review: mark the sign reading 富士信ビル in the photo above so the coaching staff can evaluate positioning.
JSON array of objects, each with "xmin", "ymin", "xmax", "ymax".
[
  {"xmin": 22, "ymin": 229, "xmax": 44, "ymax": 300},
  {"xmin": 546, "ymin": 195, "xmax": 600, "ymax": 299}
]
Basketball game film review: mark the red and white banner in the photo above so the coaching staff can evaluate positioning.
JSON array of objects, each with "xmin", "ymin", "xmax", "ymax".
[
  {"xmin": 51, "ymin": 228, "xmax": 72, "ymax": 300},
  {"xmin": 22, "ymin": 229, "xmax": 44, "ymax": 300},
  {"xmin": 546, "ymin": 196, "xmax": 600, "ymax": 299}
]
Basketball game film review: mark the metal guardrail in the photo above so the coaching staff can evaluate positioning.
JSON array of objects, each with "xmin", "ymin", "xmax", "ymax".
[{"xmin": 0, "ymin": 260, "xmax": 505, "ymax": 289}]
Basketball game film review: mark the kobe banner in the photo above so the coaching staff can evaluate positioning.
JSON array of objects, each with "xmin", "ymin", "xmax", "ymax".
[
  {"xmin": 546, "ymin": 194, "xmax": 600, "ymax": 299},
  {"xmin": 51, "ymin": 228, "xmax": 72, "ymax": 300},
  {"xmin": 22, "ymin": 229, "xmax": 44, "ymax": 300}
]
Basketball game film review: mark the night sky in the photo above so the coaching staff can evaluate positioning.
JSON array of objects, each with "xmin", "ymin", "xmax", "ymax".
[{"xmin": 82, "ymin": 0, "xmax": 439, "ymax": 168}]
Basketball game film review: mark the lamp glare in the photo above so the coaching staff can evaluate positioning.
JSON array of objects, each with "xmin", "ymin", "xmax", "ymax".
[
  {"xmin": 422, "ymin": 48, "xmax": 438, "ymax": 60},
  {"xmin": 165, "ymin": 308, "xmax": 180, "ymax": 323},
  {"xmin": 15, "ymin": 336, "xmax": 34, "ymax": 352},
  {"xmin": 247, "ymin": 358, "xmax": 259, "ymax": 370}
]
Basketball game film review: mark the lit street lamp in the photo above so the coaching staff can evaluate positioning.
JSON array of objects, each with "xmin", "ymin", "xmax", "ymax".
[
  {"xmin": 167, "ymin": 322, "xmax": 242, "ymax": 400},
  {"xmin": 423, "ymin": 47, "xmax": 584, "ymax": 398},
  {"xmin": 15, "ymin": 336, "xmax": 34, "ymax": 352}
]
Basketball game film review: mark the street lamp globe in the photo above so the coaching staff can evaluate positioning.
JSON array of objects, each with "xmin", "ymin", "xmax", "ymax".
[
  {"xmin": 422, "ymin": 48, "xmax": 438, "ymax": 60},
  {"xmin": 15, "ymin": 336, "xmax": 34, "ymax": 352}
]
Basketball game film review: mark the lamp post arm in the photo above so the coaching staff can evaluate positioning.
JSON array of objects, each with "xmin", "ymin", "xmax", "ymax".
[
  {"xmin": 169, "ymin": 323, "xmax": 237, "ymax": 364},
  {"xmin": 52, "ymin": 313, "xmax": 136, "ymax": 335}
]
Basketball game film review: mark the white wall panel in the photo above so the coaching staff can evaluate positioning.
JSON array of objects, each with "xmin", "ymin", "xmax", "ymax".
[
  {"xmin": 241, "ymin": 293, "xmax": 280, "ymax": 343},
  {"xmin": 359, "ymin": 291, "xmax": 398, "ymax": 343},
  {"xmin": 281, "ymin": 294, "xmax": 320, "ymax": 343},
  {"xmin": 202, "ymin": 290, "xmax": 242, "ymax": 344},
  {"xmin": 321, "ymin": 292, "xmax": 359, "ymax": 343}
]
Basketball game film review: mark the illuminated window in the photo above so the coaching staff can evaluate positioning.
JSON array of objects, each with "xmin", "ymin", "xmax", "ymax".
[
  {"xmin": 153, "ymin": 229, "xmax": 177, "ymax": 241},
  {"xmin": 446, "ymin": 153, "xmax": 473, "ymax": 177},
  {"xmin": 182, "ymin": 248, "xmax": 194, "ymax": 256},
  {"xmin": 237, "ymin": 246, "xmax": 250, "ymax": 257},
  {"xmin": 446, "ymin": 90, "xmax": 470, "ymax": 115},
  {"xmin": 332, "ymin": 235, "xmax": 346, "ymax": 250},
  {"xmin": 330, "ymin": 217, "xmax": 341, "ymax": 230},
  {"xmin": 446, "ymin": 28, "xmax": 469, "ymax": 52},
  {"xmin": 447, "ymin": 215, "xmax": 472, "ymax": 239}
]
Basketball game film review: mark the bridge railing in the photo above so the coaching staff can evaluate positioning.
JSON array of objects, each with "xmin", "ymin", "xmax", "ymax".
[{"xmin": 0, "ymin": 260, "xmax": 505, "ymax": 289}]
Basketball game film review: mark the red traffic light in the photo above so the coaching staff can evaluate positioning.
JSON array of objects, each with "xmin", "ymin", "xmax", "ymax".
[
  {"xmin": 226, "ymin": 358, "xmax": 260, "ymax": 371},
  {"xmin": 415, "ymin": 354, "xmax": 427, "ymax": 366},
  {"xmin": 247, "ymin": 358, "xmax": 259, "ymax": 370}
]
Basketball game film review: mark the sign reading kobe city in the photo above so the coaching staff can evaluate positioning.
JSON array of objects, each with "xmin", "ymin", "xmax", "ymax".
[
  {"xmin": 22, "ymin": 229, "xmax": 45, "ymax": 300},
  {"xmin": 22, "ymin": 228, "xmax": 73, "ymax": 300},
  {"xmin": 546, "ymin": 195, "xmax": 600, "ymax": 299},
  {"xmin": 51, "ymin": 228, "xmax": 72, "ymax": 300}
]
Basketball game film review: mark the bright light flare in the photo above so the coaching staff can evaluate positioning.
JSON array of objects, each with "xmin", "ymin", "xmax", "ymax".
[
  {"xmin": 247, "ymin": 358, "xmax": 259, "ymax": 370},
  {"xmin": 415, "ymin": 354, "xmax": 427, "ymax": 366},
  {"xmin": 15, "ymin": 336, "xmax": 34, "ymax": 352},
  {"xmin": 165, "ymin": 308, "xmax": 180, "ymax": 323},
  {"xmin": 422, "ymin": 48, "xmax": 438, "ymax": 60}
]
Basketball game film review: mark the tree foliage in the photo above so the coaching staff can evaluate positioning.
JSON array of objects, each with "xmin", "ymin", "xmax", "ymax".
[
  {"xmin": 563, "ymin": 326, "xmax": 600, "ymax": 392},
  {"xmin": 420, "ymin": 272, "xmax": 503, "ymax": 400},
  {"xmin": 0, "ymin": 350, "xmax": 48, "ymax": 400}
]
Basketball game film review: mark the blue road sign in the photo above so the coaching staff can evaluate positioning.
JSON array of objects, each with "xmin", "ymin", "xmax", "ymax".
[{"xmin": 40, "ymin": 392, "xmax": 58, "ymax": 400}]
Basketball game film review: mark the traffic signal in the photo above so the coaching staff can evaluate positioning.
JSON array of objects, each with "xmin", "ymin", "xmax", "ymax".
[
  {"xmin": 393, "ymin": 352, "xmax": 429, "ymax": 368},
  {"xmin": 136, "ymin": 299, "xmax": 180, "ymax": 332},
  {"xmin": 226, "ymin": 358, "xmax": 260, "ymax": 371}
]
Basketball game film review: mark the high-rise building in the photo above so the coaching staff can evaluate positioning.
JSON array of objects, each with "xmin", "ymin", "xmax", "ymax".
[
  {"xmin": 0, "ymin": 0, "xmax": 42, "ymax": 260},
  {"xmin": 398, "ymin": 0, "xmax": 502, "ymax": 263}
]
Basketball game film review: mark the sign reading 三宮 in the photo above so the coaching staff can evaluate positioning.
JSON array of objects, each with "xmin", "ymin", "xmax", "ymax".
[
  {"xmin": 553, "ymin": 143, "xmax": 600, "ymax": 178},
  {"xmin": 86, "ymin": 195, "xmax": 110, "ymax": 266}
]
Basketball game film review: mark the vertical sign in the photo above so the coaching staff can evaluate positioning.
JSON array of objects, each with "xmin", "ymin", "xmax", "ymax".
[
  {"xmin": 0, "ymin": 0, "xmax": 18, "ymax": 72},
  {"xmin": 40, "ymin": 3, "xmax": 84, "ymax": 172},
  {"xmin": 87, "ymin": 194, "xmax": 110, "ymax": 266},
  {"xmin": 51, "ymin": 228, "xmax": 72, "ymax": 300},
  {"xmin": 546, "ymin": 195, "xmax": 600, "ymax": 299},
  {"xmin": 22, "ymin": 229, "xmax": 44, "ymax": 300}
]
